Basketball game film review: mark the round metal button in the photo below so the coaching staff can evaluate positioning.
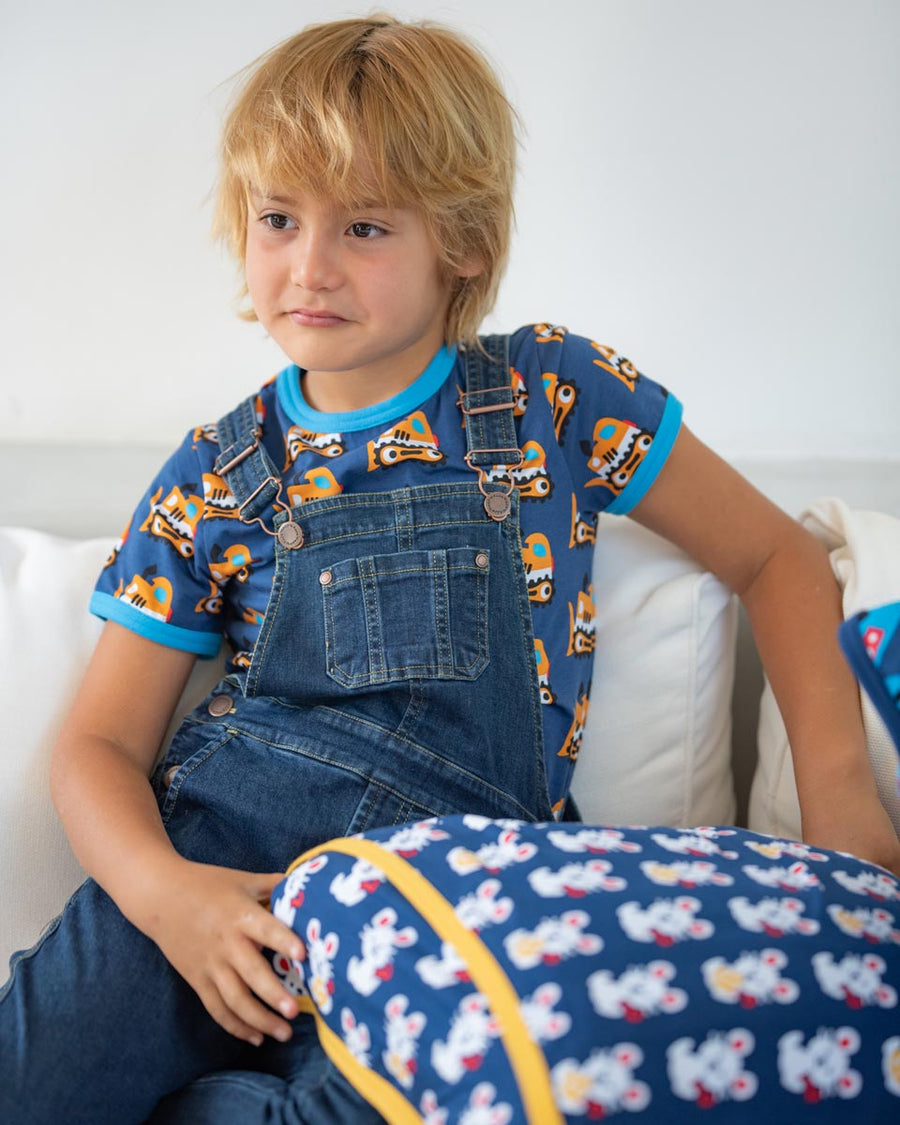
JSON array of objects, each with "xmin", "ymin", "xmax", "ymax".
[
  {"xmin": 207, "ymin": 694, "xmax": 233, "ymax": 717},
  {"xmin": 277, "ymin": 521, "xmax": 304, "ymax": 550},
  {"xmin": 475, "ymin": 552, "xmax": 489, "ymax": 569},
  {"xmin": 319, "ymin": 569, "xmax": 333, "ymax": 586},
  {"xmin": 484, "ymin": 492, "xmax": 511, "ymax": 521},
  {"xmin": 163, "ymin": 765, "xmax": 179, "ymax": 789}
]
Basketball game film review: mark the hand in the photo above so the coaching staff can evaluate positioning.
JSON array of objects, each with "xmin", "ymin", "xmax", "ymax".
[
  {"xmin": 139, "ymin": 860, "xmax": 307, "ymax": 1046},
  {"xmin": 801, "ymin": 787, "xmax": 900, "ymax": 878}
]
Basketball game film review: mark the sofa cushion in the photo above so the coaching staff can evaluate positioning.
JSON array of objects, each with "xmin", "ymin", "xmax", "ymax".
[
  {"xmin": 0, "ymin": 528, "xmax": 223, "ymax": 977},
  {"xmin": 572, "ymin": 516, "xmax": 737, "ymax": 826},
  {"xmin": 0, "ymin": 529, "xmax": 105, "ymax": 974}
]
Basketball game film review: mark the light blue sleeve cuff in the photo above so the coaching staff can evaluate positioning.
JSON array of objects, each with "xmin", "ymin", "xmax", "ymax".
[
  {"xmin": 605, "ymin": 394, "xmax": 684, "ymax": 516},
  {"xmin": 90, "ymin": 591, "xmax": 222, "ymax": 658}
]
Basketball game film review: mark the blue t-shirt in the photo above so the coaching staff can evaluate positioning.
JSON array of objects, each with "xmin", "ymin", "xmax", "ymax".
[{"xmin": 92, "ymin": 323, "xmax": 682, "ymax": 813}]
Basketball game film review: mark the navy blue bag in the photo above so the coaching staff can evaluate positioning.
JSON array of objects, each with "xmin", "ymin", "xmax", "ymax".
[{"xmin": 271, "ymin": 815, "xmax": 900, "ymax": 1122}]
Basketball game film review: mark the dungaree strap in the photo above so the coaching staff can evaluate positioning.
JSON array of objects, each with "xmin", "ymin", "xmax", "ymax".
[
  {"xmin": 214, "ymin": 397, "xmax": 282, "ymax": 522},
  {"xmin": 459, "ymin": 335, "xmax": 521, "ymax": 468}
]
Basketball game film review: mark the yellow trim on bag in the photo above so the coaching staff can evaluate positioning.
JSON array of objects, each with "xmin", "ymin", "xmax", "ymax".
[
  {"xmin": 285, "ymin": 835, "xmax": 563, "ymax": 1125},
  {"xmin": 307, "ymin": 999, "xmax": 423, "ymax": 1124}
]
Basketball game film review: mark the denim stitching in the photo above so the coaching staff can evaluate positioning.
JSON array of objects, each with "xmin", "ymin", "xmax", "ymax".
[
  {"xmin": 159, "ymin": 728, "xmax": 236, "ymax": 825},
  {"xmin": 252, "ymin": 709, "xmax": 535, "ymax": 819},
  {"xmin": 213, "ymin": 725, "xmax": 487, "ymax": 815},
  {"xmin": 323, "ymin": 549, "xmax": 489, "ymax": 685}
]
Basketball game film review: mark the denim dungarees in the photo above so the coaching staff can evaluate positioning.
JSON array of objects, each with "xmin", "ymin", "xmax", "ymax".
[{"xmin": 0, "ymin": 337, "xmax": 555, "ymax": 1124}]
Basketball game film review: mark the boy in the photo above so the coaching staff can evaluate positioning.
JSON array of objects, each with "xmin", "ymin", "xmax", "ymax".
[{"xmin": 2, "ymin": 14, "xmax": 897, "ymax": 1123}]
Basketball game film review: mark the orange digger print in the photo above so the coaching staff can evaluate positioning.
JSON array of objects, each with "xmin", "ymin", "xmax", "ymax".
[
  {"xmin": 191, "ymin": 423, "xmax": 218, "ymax": 448},
  {"xmin": 286, "ymin": 467, "xmax": 343, "ymax": 506},
  {"xmin": 140, "ymin": 485, "xmax": 204, "ymax": 559},
  {"xmin": 533, "ymin": 323, "xmax": 568, "ymax": 344},
  {"xmin": 558, "ymin": 685, "xmax": 590, "ymax": 762},
  {"xmin": 522, "ymin": 533, "xmax": 554, "ymax": 604},
  {"xmin": 202, "ymin": 473, "xmax": 241, "ymax": 519},
  {"xmin": 209, "ymin": 543, "xmax": 257, "ymax": 584},
  {"xmin": 284, "ymin": 426, "xmax": 344, "ymax": 465},
  {"xmin": 195, "ymin": 580, "xmax": 224, "ymax": 616},
  {"xmin": 582, "ymin": 417, "xmax": 652, "ymax": 497},
  {"xmin": 239, "ymin": 604, "xmax": 265, "ymax": 627},
  {"xmin": 534, "ymin": 637, "xmax": 555, "ymax": 705},
  {"xmin": 569, "ymin": 493, "xmax": 597, "ymax": 548},
  {"xmin": 591, "ymin": 342, "xmax": 639, "ymax": 391},
  {"xmin": 367, "ymin": 411, "xmax": 444, "ymax": 470},
  {"xmin": 541, "ymin": 371, "xmax": 578, "ymax": 442},
  {"xmin": 116, "ymin": 570, "xmax": 174, "ymax": 623},
  {"xmin": 482, "ymin": 440, "xmax": 553, "ymax": 500},
  {"xmin": 567, "ymin": 577, "xmax": 596, "ymax": 656},
  {"xmin": 511, "ymin": 367, "xmax": 528, "ymax": 416}
]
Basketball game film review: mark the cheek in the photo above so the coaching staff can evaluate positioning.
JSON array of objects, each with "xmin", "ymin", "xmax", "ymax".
[{"xmin": 243, "ymin": 237, "xmax": 281, "ymax": 301}]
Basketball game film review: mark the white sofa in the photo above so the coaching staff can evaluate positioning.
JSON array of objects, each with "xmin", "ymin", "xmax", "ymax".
[{"xmin": 2, "ymin": 444, "xmax": 898, "ymax": 977}]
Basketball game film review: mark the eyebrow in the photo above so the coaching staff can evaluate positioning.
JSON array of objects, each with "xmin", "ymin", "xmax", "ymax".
[
  {"xmin": 249, "ymin": 190, "xmax": 395, "ymax": 213},
  {"xmin": 249, "ymin": 191, "xmax": 295, "ymax": 206}
]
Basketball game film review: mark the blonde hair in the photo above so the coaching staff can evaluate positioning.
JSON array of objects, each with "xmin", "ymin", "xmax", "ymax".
[{"xmin": 214, "ymin": 15, "xmax": 517, "ymax": 346}]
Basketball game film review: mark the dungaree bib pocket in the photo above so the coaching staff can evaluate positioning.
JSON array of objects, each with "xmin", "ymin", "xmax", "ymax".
[{"xmin": 321, "ymin": 546, "xmax": 489, "ymax": 688}]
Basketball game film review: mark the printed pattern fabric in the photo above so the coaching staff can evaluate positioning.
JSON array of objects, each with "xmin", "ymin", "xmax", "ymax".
[
  {"xmin": 89, "ymin": 324, "xmax": 682, "ymax": 813},
  {"xmin": 270, "ymin": 816, "xmax": 900, "ymax": 1124},
  {"xmin": 840, "ymin": 603, "xmax": 900, "ymax": 786}
]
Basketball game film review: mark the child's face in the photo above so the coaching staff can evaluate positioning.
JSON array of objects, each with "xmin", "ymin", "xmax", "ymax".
[{"xmin": 245, "ymin": 188, "xmax": 454, "ymax": 412}]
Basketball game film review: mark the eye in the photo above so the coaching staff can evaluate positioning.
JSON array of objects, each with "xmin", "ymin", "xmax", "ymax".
[
  {"xmin": 261, "ymin": 212, "xmax": 295, "ymax": 231},
  {"xmin": 348, "ymin": 221, "xmax": 385, "ymax": 239}
]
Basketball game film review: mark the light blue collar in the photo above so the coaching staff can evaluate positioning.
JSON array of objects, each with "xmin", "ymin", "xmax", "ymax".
[{"xmin": 276, "ymin": 346, "xmax": 457, "ymax": 433}]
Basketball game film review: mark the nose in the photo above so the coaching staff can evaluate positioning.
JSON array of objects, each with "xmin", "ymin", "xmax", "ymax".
[{"xmin": 290, "ymin": 228, "xmax": 341, "ymax": 292}]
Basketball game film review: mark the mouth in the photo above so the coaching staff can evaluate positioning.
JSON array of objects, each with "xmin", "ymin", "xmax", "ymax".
[{"xmin": 288, "ymin": 309, "xmax": 348, "ymax": 327}]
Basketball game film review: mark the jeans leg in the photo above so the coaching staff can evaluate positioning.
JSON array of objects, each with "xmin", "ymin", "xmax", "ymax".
[
  {"xmin": 0, "ymin": 878, "xmax": 246, "ymax": 1125},
  {"xmin": 148, "ymin": 1015, "xmax": 387, "ymax": 1125}
]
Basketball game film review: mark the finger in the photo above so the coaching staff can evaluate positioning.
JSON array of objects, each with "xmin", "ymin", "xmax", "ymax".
[
  {"xmin": 198, "ymin": 980, "xmax": 266, "ymax": 1048},
  {"xmin": 236, "ymin": 942, "xmax": 303, "ymax": 1020},
  {"xmin": 238, "ymin": 898, "xmax": 306, "ymax": 962},
  {"xmin": 217, "ymin": 966, "xmax": 294, "ymax": 1043}
]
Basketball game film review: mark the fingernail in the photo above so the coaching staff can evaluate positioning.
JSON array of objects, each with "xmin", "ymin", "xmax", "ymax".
[
  {"xmin": 275, "ymin": 1026, "xmax": 292, "ymax": 1042},
  {"xmin": 250, "ymin": 1034, "xmax": 263, "ymax": 1048},
  {"xmin": 279, "ymin": 999, "xmax": 295, "ymax": 1016}
]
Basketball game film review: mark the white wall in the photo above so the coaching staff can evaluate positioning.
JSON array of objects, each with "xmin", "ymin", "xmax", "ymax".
[{"xmin": 2, "ymin": 0, "xmax": 898, "ymax": 460}]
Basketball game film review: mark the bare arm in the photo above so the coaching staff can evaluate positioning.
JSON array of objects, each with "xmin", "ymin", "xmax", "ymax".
[
  {"xmin": 51, "ymin": 621, "xmax": 306, "ymax": 1043},
  {"xmin": 631, "ymin": 425, "xmax": 900, "ymax": 874}
]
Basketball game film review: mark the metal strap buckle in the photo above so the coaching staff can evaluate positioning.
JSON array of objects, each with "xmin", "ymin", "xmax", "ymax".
[
  {"xmin": 216, "ymin": 429, "xmax": 263, "ymax": 475},
  {"xmin": 237, "ymin": 475, "xmax": 281, "ymax": 519},
  {"xmin": 455, "ymin": 385, "xmax": 516, "ymax": 416},
  {"xmin": 464, "ymin": 449, "xmax": 525, "ymax": 472}
]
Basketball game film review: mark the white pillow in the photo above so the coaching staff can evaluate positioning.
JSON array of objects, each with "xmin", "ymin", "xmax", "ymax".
[
  {"xmin": 571, "ymin": 516, "xmax": 737, "ymax": 826},
  {"xmin": 0, "ymin": 529, "xmax": 106, "ymax": 976},
  {"xmin": 0, "ymin": 528, "xmax": 223, "ymax": 979},
  {"xmin": 749, "ymin": 498, "xmax": 900, "ymax": 839}
]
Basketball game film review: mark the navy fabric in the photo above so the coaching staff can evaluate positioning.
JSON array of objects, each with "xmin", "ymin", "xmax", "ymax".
[{"xmin": 271, "ymin": 815, "xmax": 900, "ymax": 1123}]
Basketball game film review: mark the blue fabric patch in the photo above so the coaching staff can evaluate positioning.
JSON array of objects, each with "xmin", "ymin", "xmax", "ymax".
[{"xmin": 90, "ymin": 591, "xmax": 221, "ymax": 658}]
